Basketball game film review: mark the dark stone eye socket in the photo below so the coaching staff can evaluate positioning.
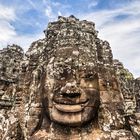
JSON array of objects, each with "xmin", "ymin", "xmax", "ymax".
[{"xmin": 54, "ymin": 67, "xmax": 73, "ymax": 80}]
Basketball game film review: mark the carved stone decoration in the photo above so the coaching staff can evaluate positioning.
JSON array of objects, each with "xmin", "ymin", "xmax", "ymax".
[
  {"xmin": 0, "ymin": 44, "xmax": 24, "ymax": 139},
  {"xmin": 0, "ymin": 16, "xmax": 140, "ymax": 140}
]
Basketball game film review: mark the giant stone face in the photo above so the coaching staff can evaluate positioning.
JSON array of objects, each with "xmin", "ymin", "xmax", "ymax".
[{"xmin": 43, "ymin": 46, "xmax": 100, "ymax": 126}]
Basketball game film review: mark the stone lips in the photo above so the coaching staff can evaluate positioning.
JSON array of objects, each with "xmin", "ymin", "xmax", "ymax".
[{"xmin": 54, "ymin": 103, "xmax": 85, "ymax": 113}]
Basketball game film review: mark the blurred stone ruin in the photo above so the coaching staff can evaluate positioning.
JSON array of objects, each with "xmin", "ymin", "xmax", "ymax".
[
  {"xmin": 0, "ymin": 15, "xmax": 140, "ymax": 140},
  {"xmin": 0, "ymin": 44, "xmax": 24, "ymax": 139}
]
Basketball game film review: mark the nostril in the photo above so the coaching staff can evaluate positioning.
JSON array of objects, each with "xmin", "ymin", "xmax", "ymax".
[
  {"xmin": 71, "ymin": 85, "xmax": 75, "ymax": 88},
  {"xmin": 61, "ymin": 93, "xmax": 80, "ymax": 98}
]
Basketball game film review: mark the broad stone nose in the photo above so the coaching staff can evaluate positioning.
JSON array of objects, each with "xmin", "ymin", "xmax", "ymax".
[
  {"xmin": 60, "ymin": 81, "xmax": 81, "ymax": 97},
  {"xmin": 60, "ymin": 81, "xmax": 87, "ymax": 102}
]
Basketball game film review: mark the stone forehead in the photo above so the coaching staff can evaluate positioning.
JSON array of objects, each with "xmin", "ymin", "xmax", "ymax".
[
  {"xmin": 53, "ymin": 47, "xmax": 96, "ymax": 63},
  {"xmin": 46, "ymin": 46, "xmax": 97, "ymax": 73},
  {"xmin": 55, "ymin": 47, "xmax": 93, "ymax": 57}
]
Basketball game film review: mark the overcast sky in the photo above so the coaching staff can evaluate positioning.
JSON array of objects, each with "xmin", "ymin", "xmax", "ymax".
[{"xmin": 0, "ymin": 0, "xmax": 140, "ymax": 78}]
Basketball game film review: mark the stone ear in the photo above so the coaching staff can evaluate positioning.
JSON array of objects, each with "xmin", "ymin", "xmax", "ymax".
[{"xmin": 35, "ymin": 66, "xmax": 44, "ymax": 81}]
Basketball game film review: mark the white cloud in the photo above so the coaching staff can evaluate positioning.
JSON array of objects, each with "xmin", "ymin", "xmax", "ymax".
[
  {"xmin": 45, "ymin": 5, "xmax": 53, "ymax": 17},
  {"xmin": 26, "ymin": 0, "xmax": 37, "ymax": 9},
  {"xmin": 0, "ymin": 4, "xmax": 16, "ymax": 21},
  {"xmin": 80, "ymin": 1, "xmax": 140, "ymax": 28},
  {"xmin": 0, "ymin": 21, "xmax": 16, "ymax": 41},
  {"xmin": 88, "ymin": 0, "xmax": 99, "ymax": 9},
  {"xmin": 0, "ymin": 33, "xmax": 44, "ymax": 52},
  {"xmin": 58, "ymin": 11, "xmax": 62, "ymax": 16},
  {"xmin": 9, "ymin": 33, "xmax": 44, "ymax": 52},
  {"xmin": 43, "ymin": 0, "xmax": 71, "ymax": 21},
  {"xmin": 44, "ymin": 2, "xmax": 58, "ymax": 21},
  {"xmin": 0, "ymin": 3, "xmax": 44, "ymax": 52},
  {"xmin": 0, "ymin": 4, "xmax": 17, "ymax": 49}
]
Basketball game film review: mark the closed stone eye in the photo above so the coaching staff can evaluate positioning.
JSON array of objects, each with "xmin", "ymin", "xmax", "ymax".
[{"xmin": 83, "ymin": 73, "xmax": 95, "ymax": 80}]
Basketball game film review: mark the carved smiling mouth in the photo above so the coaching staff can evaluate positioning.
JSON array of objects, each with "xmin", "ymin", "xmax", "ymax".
[{"xmin": 53, "ymin": 92, "xmax": 89, "ymax": 113}]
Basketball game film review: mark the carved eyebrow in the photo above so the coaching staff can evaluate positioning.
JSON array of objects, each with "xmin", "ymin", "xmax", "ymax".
[{"xmin": 80, "ymin": 72, "xmax": 95, "ymax": 79}]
